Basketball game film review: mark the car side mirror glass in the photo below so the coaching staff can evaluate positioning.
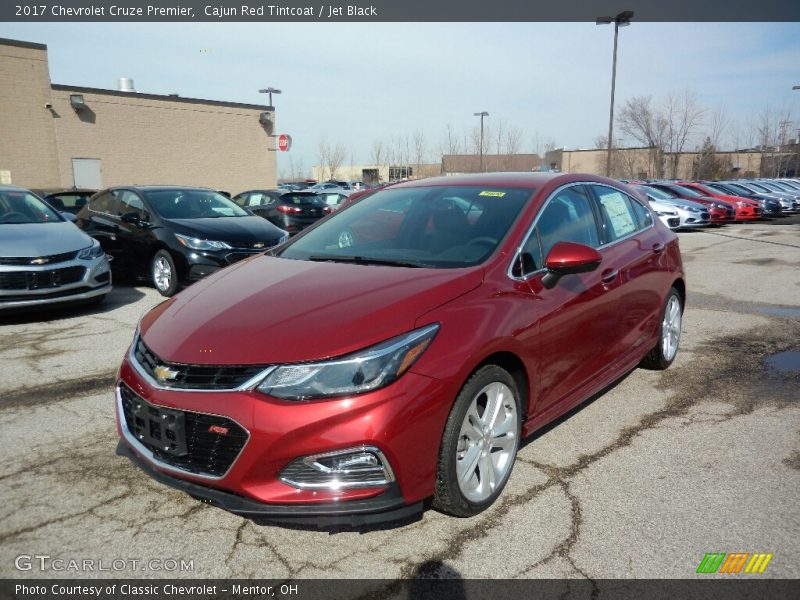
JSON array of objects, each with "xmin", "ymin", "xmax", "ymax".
[{"xmin": 541, "ymin": 242, "xmax": 602, "ymax": 289}]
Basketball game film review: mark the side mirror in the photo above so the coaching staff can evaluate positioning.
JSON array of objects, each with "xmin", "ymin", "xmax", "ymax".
[
  {"xmin": 120, "ymin": 212, "xmax": 142, "ymax": 225},
  {"xmin": 541, "ymin": 242, "xmax": 602, "ymax": 289}
]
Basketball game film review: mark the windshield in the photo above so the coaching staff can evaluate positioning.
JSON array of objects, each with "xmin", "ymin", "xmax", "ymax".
[
  {"xmin": 639, "ymin": 185, "xmax": 675, "ymax": 200},
  {"xmin": 0, "ymin": 190, "xmax": 63, "ymax": 224},
  {"xmin": 724, "ymin": 183, "xmax": 754, "ymax": 195},
  {"xmin": 278, "ymin": 185, "xmax": 533, "ymax": 268},
  {"xmin": 675, "ymin": 185, "xmax": 706, "ymax": 198},
  {"xmin": 144, "ymin": 189, "xmax": 249, "ymax": 219},
  {"xmin": 281, "ymin": 193, "xmax": 326, "ymax": 206},
  {"xmin": 745, "ymin": 182, "xmax": 772, "ymax": 193}
]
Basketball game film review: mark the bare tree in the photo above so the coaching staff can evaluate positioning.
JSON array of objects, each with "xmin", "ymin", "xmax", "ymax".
[
  {"xmin": 317, "ymin": 137, "xmax": 331, "ymax": 181},
  {"xmin": 504, "ymin": 126, "xmax": 523, "ymax": 156},
  {"xmin": 328, "ymin": 142, "xmax": 347, "ymax": 180},
  {"xmin": 370, "ymin": 139, "xmax": 385, "ymax": 168},
  {"xmin": 617, "ymin": 95, "xmax": 669, "ymax": 178},
  {"xmin": 709, "ymin": 104, "xmax": 730, "ymax": 148},
  {"xmin": 412, "ymin": 130, "xmax": 426, "ymax": 177},
  {"xmin": 440, "ymin": 123, "xmax": 461, "ymax": 156},
  {"xmin": 663, "ymin": 90, "xmax": 706, "ymax": 178}
]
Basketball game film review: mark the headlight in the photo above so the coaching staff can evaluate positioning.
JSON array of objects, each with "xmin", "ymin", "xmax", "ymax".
[
  {"xmin": 257, "ymin": 323, "xmax": 439, "ymax": 400},
  {"xmin": 175, "ymin": 233, "xmax": 232, "ymax": 251},
  {"xmin": 77, "ymin": 239, "xmax": 104, "ymax": 260}
]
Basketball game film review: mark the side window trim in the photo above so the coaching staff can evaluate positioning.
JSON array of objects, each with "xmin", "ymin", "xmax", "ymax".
[
  {"xmin": 585, "ymin": 183, "xmax": 655, "ymax": 248},
  {"xmin": 507, "ymin": 181, "xmax": 600, "ymax": 281}
]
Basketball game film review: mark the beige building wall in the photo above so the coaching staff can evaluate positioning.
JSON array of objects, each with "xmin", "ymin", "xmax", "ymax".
[
  {"xmin": 0, "ymin": 40, "xmax": 61, "ymax": 187},
  {"xmin": 311, "ymin": 163, "xmax": 440, "ymax": 183},
  {"xmin": 0, "ymin": 37, "xmax": 277, "ymax": 194},
  {"xmin": 50, "ymin": 86, "xmax": 276, "ymax": 193}
]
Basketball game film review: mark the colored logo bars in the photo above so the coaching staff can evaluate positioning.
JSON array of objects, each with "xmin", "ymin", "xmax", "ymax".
[{"xmin": 697, "ymin": 552, "xmax": 773, "ymax": 574}]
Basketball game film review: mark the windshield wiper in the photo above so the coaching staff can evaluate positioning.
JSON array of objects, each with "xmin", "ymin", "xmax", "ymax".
[{"xmin": 308, "ymin": 255, "xmax": 427, "ymax": 268}]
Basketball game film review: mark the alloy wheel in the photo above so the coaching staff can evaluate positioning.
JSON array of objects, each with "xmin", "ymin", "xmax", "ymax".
[
  {"xmin": 455, "ymin": 382, "xmax": 518, "ymax": 503},
  {"xmin": 661, "ymin": 295, "xmax": 681, "ymax": 362},
  {"xmin": 153, "ymin": 256, "xmax": 172, "ymax": 292}
]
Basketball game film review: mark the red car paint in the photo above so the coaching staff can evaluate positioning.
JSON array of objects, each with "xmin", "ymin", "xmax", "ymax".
[
  {"xmin": 116, "ymin": 173, "xmax": 685, "ymax": 523},
  {"xmin": 677, "ymin": 182, "xmax": 762, "ymax": 221},
  {"xmin": 637, "ymin": 184, "xmax": 734, "ymax": 224}
]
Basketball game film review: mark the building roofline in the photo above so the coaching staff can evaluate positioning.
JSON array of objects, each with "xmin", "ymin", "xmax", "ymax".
[
  {"xmin": 50, "ymin": 84, "xmax": 270, "ymax": 111},
  {"xmin": 0, "ymin": 37, "xmax": 48, "ymax": 51}
]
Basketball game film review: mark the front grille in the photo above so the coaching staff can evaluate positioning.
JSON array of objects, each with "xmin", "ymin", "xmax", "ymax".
[
  {"xmin": 0, "ymin": 250, "xmax": 78, "ymax": 266},
  {"xmin": 0, "ymin": 266, "xmax": 85, "ymax": 290},
  {"xmin": 119, "ymin": 383, "xmax": 248, "ymax": 477},
  {"xmin": 133, "ymin": 336, "xmax": 268, "ymax": 390}
]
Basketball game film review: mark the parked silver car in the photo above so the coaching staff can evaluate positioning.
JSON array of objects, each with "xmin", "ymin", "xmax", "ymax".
[
  {"xmin": 0, "ymin": 185, "xmax": 111, "ymax": 311},
  {"xmin": 637, "ymin": 186, "xmax": 710, "ymax": 229}
]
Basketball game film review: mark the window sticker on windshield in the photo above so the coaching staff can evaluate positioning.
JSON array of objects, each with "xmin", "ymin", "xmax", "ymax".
[{"xmin": 479, "ymin": 191, "xmax": 506, "ymax": 197}]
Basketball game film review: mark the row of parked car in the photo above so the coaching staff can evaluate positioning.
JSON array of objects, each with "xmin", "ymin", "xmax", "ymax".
[
  {"xmin": 1, "ymin": 176, "xmax": 798, "ymax": 312},
  {"xmin": 627, "ymin": 179, "xmax": 800, "ymax": 230}
]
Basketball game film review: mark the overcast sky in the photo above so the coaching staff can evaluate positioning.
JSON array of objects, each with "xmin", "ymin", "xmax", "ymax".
[{"xmin": 4, "ymin": 22, "xmax": 800, "ymax": 176}]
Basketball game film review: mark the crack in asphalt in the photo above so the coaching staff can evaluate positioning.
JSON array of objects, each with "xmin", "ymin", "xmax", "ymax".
[
  {"xmin": 0, "ymin": 371, "xmax": 117, "ymax": 409},
  {"xmin": 1, "ymin": 295, "xmax": 797, "ymax": 581},
  {"xmin": 349, "ymin": 317, "xmax": 800, "ymax": 590}
]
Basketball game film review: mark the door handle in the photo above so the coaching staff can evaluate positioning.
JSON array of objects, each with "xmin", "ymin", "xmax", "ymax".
[
  {"xmin": 652, "ymin": 243, "xmax": 665, "ymax": 254},
  {"xmin": 601, "ymin": 269, "xmax": 618, "ymax": 284}
]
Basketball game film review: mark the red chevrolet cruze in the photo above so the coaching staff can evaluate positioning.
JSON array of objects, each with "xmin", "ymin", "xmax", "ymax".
[{"xmin": 115, "ymin": 173, "xmax": 685, "ymax": 527}]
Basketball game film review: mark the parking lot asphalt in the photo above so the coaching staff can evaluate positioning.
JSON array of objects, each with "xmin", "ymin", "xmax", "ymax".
[{"xmin": 1, "ymin": 222, "xmax": 798, "ymax": 581}]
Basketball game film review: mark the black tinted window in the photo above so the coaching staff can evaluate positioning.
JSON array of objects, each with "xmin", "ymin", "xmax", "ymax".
[{"xmin": 90, "ymin": 192, "xmax": 120, "ymax": 215}]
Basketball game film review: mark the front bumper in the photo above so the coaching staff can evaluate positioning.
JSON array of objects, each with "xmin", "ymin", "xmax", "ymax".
[
  {"xmin": 114, "ymin": 354, "xmax": 453, "ymax": 525},
  {"xmin": 181, "ymin": 248, "xmax": 265, "ymax": 281},
  {"xmin": 0, "ymin": 255, "xmax": 111, "ymax": 310},
  {"xmin": 116, "ymin": 441, "xmax": 422, "ymax": 528}
]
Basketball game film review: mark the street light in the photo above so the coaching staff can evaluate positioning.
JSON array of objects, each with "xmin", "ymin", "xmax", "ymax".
[
  {"xmin": 474, "ymin": 111, "xmax": 489, "ymax": 172},
  {"xmin": 596, "ymin": 10, "xmax": 634, "ymax": 177},
  {"xmin": 259, "ymin": 87, "xmax": 282, "ymax": 107}
]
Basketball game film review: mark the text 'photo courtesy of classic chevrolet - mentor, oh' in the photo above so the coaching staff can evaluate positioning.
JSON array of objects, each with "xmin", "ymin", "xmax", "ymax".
[{"xmin": 114, "ymin": 173, "xmax": 685, "ymax": 528}]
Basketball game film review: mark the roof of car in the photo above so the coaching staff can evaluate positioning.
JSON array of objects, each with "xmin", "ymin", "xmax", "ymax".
[
  {"xmin": 0, "ymin": 184, "xmax": 34, "ymax": 193},
  {"xmin": 107, "ymin": 185, "xmax": 217, "ymax": 192},
  {"xmin": 391, "ymin": 172, "xmax": 606, "ymax": 189}
]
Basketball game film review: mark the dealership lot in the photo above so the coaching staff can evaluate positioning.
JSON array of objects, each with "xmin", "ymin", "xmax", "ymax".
[{"xmin": 1, "ymin": 223, "xmax": 798, "ymax": 580}]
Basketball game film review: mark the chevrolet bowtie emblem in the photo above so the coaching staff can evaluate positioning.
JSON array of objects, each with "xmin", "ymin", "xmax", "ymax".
[
  {"xmin": 31, "ymin": 257, "xmax": 49, "ymax": 265},
  {"xmin": 253, "ymin": 242, "xmax": 265, "ymax": 248},
  {"xmin": 154, "ymin": 365, "xmax": 179, "ymax": 383}
]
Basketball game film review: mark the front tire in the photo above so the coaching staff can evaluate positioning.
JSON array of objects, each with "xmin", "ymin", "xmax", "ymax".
[
  {"xmin": 433, "ymin": 365, "xmax": 521, "ymax": 517},
  {"xmin": 151, "ymin": 250, "xmax": 179, "ymax": 297},
  {"xmin": 640, "ymin": 286, "xmax": 683, "ymax": 370}
]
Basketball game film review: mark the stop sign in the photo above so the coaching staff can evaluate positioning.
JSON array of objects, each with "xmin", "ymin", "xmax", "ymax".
[{"xmin": 277, "ymin": 134, "xmax": 292, "ymax": 152}]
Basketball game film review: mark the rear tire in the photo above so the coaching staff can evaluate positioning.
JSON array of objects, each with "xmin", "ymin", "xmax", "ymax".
[
  {"xmin": 433, "ymin": 365, "xmax": 521, "ymax": 517},
  {"xmin": 640, "ymin": 287, "xmax": 682, "ymax": 370},
  {"xmin": 151, "ymin": 250, "xmax": 179, "ymax": 297}
]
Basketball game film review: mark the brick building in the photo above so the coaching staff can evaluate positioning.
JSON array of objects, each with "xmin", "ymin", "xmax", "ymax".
[{"xmin": 0, "ymin": 38, "xmax": 277, "ymax": 193}]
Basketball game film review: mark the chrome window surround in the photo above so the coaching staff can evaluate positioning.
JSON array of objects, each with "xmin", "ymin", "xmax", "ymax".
[
  {"xmin": 128, "ymin": 334, "xmax": 275, "ymax": 393},
  {"xmin": 279, "ymin": 445, "xmax": 396, "ymax": 490},
  {"xmin": 507, "ymin": 181, "xmax": 655, "ymax": 282},
  {"xmin": 115, "ymin": 383, "xmax": 250, "ymax": 481}
]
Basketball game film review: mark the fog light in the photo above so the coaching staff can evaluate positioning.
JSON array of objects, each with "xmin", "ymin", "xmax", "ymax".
[{"xmin": 279, "ymin": 446, "xmax": 395, "ymax": 489}]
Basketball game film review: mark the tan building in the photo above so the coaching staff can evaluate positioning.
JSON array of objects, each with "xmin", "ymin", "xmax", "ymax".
[
  {"xmin": 310, "ymin": 163, "xmax": 441, "ymax": 184},
  {"xmin": 442, "ymin": 154, "xmax": 541, "ymax": 175},
  {"xmin": 0, "ymin": 38, "xmax": 277, "ymax": 193},
  {"xmin": 546, "ymin": 146, "xmax": 770, "ymax": 180}
]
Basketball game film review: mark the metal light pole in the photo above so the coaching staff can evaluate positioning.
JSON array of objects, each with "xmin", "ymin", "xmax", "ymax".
[
  {"xmin": 596, "ymin": 10, "xmax": 634, "ymax": 177},
  {"xmin": 474, "ymin": 111, "xmax": 489, "ymax": 172},
  {"xmin": 258, "ymin": 87, "xmax": 282, "ymax": 107}
]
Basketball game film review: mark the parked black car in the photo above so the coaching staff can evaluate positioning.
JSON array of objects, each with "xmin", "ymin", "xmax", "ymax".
[
  {"xmin": 76, "ymin": 186, "xmax": 287, "ymax": 296},
  {"xmin": 38, "ymin": 189, "xmax": 97, "ymax": 215},
  {"xmin": 232, "ymin": 190, "xmax": 330, "ymax": 235}
]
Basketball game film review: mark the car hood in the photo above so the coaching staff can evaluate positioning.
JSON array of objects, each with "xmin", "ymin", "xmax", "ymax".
[
  {"xmin": 164, "ymin": 216, "xmax": 286, "ymax": 245},
  {"xmin": 660, "ymin": 198, "xmax": 706, "ymax": 210},
  {"xmin": 0, "ymin": 221, "xmax": 93, "ymax": 257},
  {"xmin": 140, "ymin": 256, "xmax": 484, "ymax": 365}
]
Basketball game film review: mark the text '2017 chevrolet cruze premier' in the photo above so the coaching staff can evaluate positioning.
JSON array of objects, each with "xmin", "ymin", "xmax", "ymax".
[{"xmin": 115, "ymin": 173, "xmax": 685, "ymax": 528}]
